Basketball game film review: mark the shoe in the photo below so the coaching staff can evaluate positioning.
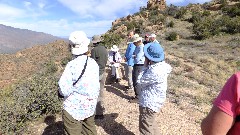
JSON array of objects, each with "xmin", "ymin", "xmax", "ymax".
[
  {"xmin": 125, "ymin": 86, "xmax": 133, "ymax": 89},
  {"xmin": 125, "ymin": 86, "xmax": 130, "ymax": 89},
  {"xmin": 95, "ymin": 115, "xmax": 104, "ymax": 120},
  {"xmin": 115, "ymin": 78, "xmax": 120, "ymax": 83},
  {"xmin": 129, "ymin": 98, "xmax": 139, "ymax": 103},
  {"xmin": 125, "ymin": 90, "xmax": 134, "ymax": 94}
]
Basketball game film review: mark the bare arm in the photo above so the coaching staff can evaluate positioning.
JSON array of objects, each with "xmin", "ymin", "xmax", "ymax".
[{"xmin": 201, "ymin": 105, "xmax": 234, "ymax": 135}]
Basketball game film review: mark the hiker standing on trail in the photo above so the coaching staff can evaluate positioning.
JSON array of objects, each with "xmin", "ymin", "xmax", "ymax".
[
  {"xmin": 143, "ymin": 34, "xmax": 150, "ymax": 45},
  {"xmin": 90, "ymin": 35, "xmax": 108, "ymax": 120},
  {"xmin": 58, "ymin": 31, "xmax": 99, "ymax": 135},
  {"xmin": 108, "ymin": 45, "xmax": 122, "ymax": 83},
  {"xmin": 129, "ymin": 36, "xmax": 145, "ymax": 103},
  {"xmin": 136, "ymin": 42, "xmax": 172, "ymax": 135},
  {"xmin": 124, "ymin": 31, "xmax": 137, "ymax": 93},
  {"xmin": 201, "ymin": 71, "xmax": 240, "ymax": 135},
  {"xmin": 149, "ymin": 33, "xmax": 159, "ymax": 43}
]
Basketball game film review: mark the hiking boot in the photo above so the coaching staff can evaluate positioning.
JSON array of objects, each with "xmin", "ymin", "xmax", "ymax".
[
  {"xmin": 125, "ymin": 86, "xmax": 133, "ymax": 90},
  {"xmin": 125, "ymin": 90, "xmax": 134, "ymax": 94},
  {"xmin": 129, "ymin": 98, "xmax": 139, "ymax": 103},
  {"xmin": 115, "ymin": 78, "xmax": 120, "ymax": 83}
]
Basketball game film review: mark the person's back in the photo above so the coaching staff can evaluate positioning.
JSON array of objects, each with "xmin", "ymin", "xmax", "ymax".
[
  {"xmin": 91, "ymin": 45, "xmax": 108, "ymax": 75},
  {"xmin": 90, "ymin": 35, "xmax": 108, "ymax": 120},
  {"xmin": 58, "ymin": 31, "xmax": 99, "ymax": 135},
  {"xmin": 59, "ymin": 55, "xmax": 100, "ymax": 119}
]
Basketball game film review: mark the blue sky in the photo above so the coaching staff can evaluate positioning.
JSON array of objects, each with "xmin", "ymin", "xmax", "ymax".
[{"xmin": 0, "ymin": 0, "xmax": 211, "ymax": 38}]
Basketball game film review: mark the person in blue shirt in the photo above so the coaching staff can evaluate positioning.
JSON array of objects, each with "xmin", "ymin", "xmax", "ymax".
[
  {"xmin": 129, "ymin": 36, "xmax": 145, "ymax": 103},
  {"xmin": 124, "ymin": 32, "xmax": 138, "ymax": 93}
]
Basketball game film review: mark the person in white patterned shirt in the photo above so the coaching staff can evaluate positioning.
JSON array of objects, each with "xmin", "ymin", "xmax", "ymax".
[
  {"xmin": 58, "ymin": 31, "xmax": 100, "ymax": 135},
  {"xmin": 136, "ymin": 42, "xmax": 172, "ymax": 135},
  {"xmin": 108, "ymin": 45, "xmax": 122, "ymax": 83}
]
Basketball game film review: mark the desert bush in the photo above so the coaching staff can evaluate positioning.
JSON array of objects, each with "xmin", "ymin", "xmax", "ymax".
[
  {"xmin": 222, "ymin": 3, "xmax": 240, "ymax": 17},
  {"xmin": 149, "ymin": 14, "xmax": 166, "ymax": 25},
  {"xmin": 175, "ymin": 7, "xmax": 187, "ymax": 19},
  {"xmin": 125, "ymin": 21, "xmax": 137, "ymax": 31},
  {"xmin": 189, "ymin": 11, "xmax": 202, "ymax": 23},
  {"xmin": 166, "ymin": 32, "xmax": 178, "ymax": 41},
  {"xmin": 168, "ymin": 21, "xmax": 175, "ymax": 27},
  {"xmin": 193, "ymin": 17, "xmax": 214, "ymax": 40},
  {"xmin": 225, "ymin": 16, "xmax": 240, "ymax": 34},
  {"xmin": 102, "ymin": 33, "xmax": 123, "ymax": 49},
  {"xmin": 164, "ymin": 4, "xmax": 179, "ymax": 16},
  {"xmin": 202, "ymin": 10, "xmax": 211, "ymax": 17},
  {"xmin": 61, "ymin": 55, "xmax": 72, "ymax": 66},
  {"xmin": 44, "ymin": 60, "xmax": 58, "ymax": 74},
  {"xmin": 0, "ymin": 71, "xmax": 62, "ymax": 134}
]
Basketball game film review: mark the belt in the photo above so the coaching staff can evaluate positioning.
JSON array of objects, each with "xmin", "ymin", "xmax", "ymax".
[{"xmin": 134, "ymin": 64, "xmax": 144, "ymax": 66}]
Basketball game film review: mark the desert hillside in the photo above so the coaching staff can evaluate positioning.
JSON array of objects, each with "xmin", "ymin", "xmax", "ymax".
[
  {"xmin": 0, "ymin": 24, "xmax": 64, "ymax": 54},
  {"xmin": 0, "ymin": 0, "xmax": 240, "ymax": 134}
]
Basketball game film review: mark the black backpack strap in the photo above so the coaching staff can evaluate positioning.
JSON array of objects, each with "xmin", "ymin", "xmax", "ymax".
[
  {"xmin": 236, "ymin": 115, "xmax": 240, "ymax": 122},
  {"xmin": 73, "ymin": 56, "xmax": 88, "ymax": 86}
]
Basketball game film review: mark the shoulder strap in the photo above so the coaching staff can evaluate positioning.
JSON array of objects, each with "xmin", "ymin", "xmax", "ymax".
[{"xmin": 73, "ymin": 56, "xmax": 88, "ymax": 86}]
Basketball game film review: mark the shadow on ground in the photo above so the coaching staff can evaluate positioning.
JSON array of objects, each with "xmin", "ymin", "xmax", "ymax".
[
  {"xmin": 95, "ymin": 113, "xmax": 134, "ymax": 135},
  {"xmin": 104, "ymin": 64, "xmax": 133, "ymax": 100},
  {"xmin": 42, "ymin": 115, "xmax": 64, "ymax": 135}
]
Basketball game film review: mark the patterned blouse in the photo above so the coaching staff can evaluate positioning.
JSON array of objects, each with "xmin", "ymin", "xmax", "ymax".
[
  {"xmin": 137, "ymin": 61, "xmax": 172, "ymax": 112},
  {"xmin": 58, "ymin": 55, "xmax": 100, "ymax": 121}
]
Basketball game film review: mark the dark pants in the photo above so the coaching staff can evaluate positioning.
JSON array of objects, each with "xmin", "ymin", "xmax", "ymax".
[
  {"xmin": 133, "ymin": 65, "xmax": 144, "ymax": 98},
  {"xmin": 96, "ymin": 72, "xmax": 106, "ymax": 115},
  {"xmin": 62, "ymin": 110, "xmax": 97, "ymax": 135}
]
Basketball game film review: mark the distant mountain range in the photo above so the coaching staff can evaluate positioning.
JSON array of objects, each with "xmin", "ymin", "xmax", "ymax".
[{"xmin": 0, "ymin": 24, "xmax": 65, "ymax": 54}]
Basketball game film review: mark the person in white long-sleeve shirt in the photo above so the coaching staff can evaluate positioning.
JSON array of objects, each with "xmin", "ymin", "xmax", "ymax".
[
  {"xmin": 136, "ymin": 42, "xmax": 172, "ymax": 135},
  {"xmin": 108, "ymin": 45, "xmax": 122, "ymax": 83}
]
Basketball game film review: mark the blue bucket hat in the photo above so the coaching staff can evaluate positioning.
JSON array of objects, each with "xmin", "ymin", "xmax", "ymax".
[{"xmin": 144, "ymin": 42, "xmax": 164, "ymax": 62}]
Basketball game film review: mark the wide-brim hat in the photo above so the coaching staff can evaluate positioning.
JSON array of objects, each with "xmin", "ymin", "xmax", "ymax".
[
  {"xmin": 132, "ymin": 34, "xmax": 142, "ymax": 43},
  {"xmin": 144, "ymin": 42, "xmax": 164, "ymax": 62},
  {"xmin": 92, "ymin": 35, "xmax": 103, "ymax": 44},
  {"xmin": 149, "ymin": 33, "xmax": 156, "ymax": 38},
  {"xmin": 69, "ymin": 31, "xmax": 90, "ymax": 55},
  {"xmin": 111, "ymin": 45, "xmax": 119, "ymax": 52}
]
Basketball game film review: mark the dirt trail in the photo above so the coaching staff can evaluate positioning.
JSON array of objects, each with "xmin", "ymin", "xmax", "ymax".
[{"xmin": 28, "ymin": 57, "xmax": 209, "ymax": 134}]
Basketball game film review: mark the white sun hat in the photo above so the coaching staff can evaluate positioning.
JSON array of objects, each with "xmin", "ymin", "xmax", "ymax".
[
  {"xmin": 69, "ymin": 31, "xmax": 90, "ymax": 55},
  {"xmin": 132, "ymin": 34, "xmax": 142, "ymax": 43},
  {"xmin": 149, "ymin": 33, "xmax": 156, "ymax": 38},
  {"xmin": 111, "ymin": 45, "xmax": 119, "ymax": 52}
]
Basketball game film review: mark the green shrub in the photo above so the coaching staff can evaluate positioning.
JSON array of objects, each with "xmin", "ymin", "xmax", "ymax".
[
  {"xmin": 102, "ymin": 33, "xmax": 122, "ymax": 48},
  {"xmin": 225, "ymin": 16, "xmax": 240, "ymax": 34},
  {"xmin": 189, "ymin": 11, "xmax": 202, "ymax": 23},
  {"xmin": 164, "ymin": 4, "xmax": 179, "ymax": 16},
  {"xmin": 202, "ymin": 10, "xmax": 211, "ymax": 17},
  {"xmin": 0, "ymin": 71, "xmax": 62, "ymax": 134},
  {"xmin": 125, "ymin": 21, "xmax": 137, "ymax": 31},
  {"xmin": 222, "ymin": 3, "xmax": 240, "ymax": 17},
  {"xmin": 193, "ymin": 17, "xmax": 218, "ymax": 40},
  {"xmin": 168, "ymin": 21, "xmax": 175, "ymax": 27},
  {"xmin": 166, "ymin": 32, "xmax": 178, "ymax": 41},
  {"xmin": 44, "ymin": 60, "xmax": 58, "ymax": 74},
  {"xmin": 175, "ymin": 7, "xmax": 187, "ymax": 19}
]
